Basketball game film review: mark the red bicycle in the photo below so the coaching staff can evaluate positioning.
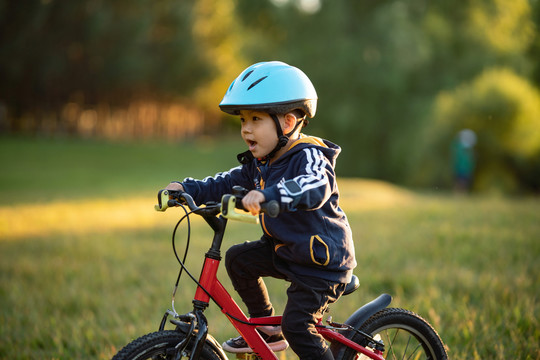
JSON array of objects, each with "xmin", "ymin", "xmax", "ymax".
[{"xmin": 113, "ymin": 187, "xmax": 448, "ymax": 360}]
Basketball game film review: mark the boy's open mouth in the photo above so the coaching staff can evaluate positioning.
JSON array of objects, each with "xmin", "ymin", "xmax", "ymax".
[{"xmin": 247, "ymin": 140, "xmax": 257, "ymax": 151}]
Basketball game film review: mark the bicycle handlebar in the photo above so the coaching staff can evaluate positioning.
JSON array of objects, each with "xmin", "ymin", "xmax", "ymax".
[
  {"xmin": 221, "ymin": 194, "xmax": 279, "ymax": 223},
  {"xmin": 154, "ymin": 187, "xmax": 279, "ymax": 223}
]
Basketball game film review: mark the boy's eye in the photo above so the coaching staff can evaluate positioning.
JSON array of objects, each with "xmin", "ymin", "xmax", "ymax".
[{"xmin": 240, "ymin": 117, "xmax": 245, "ymax": 123}]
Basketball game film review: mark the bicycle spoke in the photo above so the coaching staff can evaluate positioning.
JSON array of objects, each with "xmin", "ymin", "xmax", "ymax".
[
  {"xmin": 342, "ymin": 308, "xmax": 447, "ymax": 360},
  {"xmin": 381, "ymin": 328, "xmax": 428, "ymax": 360},
  {"xmin": 401, "ymin": 332, "xmax": 411, "ymax": 360},
  {"xmin": 388, "ymin": 328, "xmax": 400, "ymax": 360},
  {"xmin": 405, "ymin": 343, "xmax": 423, "ymax": 360}
]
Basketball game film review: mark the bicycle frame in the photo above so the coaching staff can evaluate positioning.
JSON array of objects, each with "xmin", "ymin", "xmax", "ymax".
[
  {"xmin": 193, "ymin": 254, "xmax": 385, "ymax": 360},
  {"xmin": 157, "ymin": 191, "xmax": 385, "ymax": 360}
]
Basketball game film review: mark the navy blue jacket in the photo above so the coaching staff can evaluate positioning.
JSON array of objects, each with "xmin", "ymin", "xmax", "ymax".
[{"xmin": 181, "ymin": 135, "xmax": 357, "ymax": 283}]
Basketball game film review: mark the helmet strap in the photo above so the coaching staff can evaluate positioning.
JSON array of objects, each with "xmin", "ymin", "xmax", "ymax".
[
  {"xmin": 258, "ymin": 114, "xmax": 287, "ymax": 161},
  {"xmin": 259, "ymin": 114, "xmax": 303, "ymax": 162},
  {"xmin": 285, "ymin": 116, "xmax": 305, "ymax": 138}
]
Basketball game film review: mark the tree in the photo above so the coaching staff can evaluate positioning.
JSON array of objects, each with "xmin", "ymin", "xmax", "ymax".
[
  {"xmin": 0, "ymin": 0, "xmax": 242, "ymax": 113},
  {"xmin": 425, "ymin": 68, "xmax": 540, "ymax": 192},
  {"xmin": 235, "ymin": 0, "xmax": 538, "ymax": 189}
]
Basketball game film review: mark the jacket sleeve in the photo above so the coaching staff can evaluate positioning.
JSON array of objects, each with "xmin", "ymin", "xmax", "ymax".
[
  {"xmin": 261, "ymin": 147, "xmax": 335, "ymax": 212},
  {"xmin": 180, "ymin": 164, "xmax": 254, "ymax": 205}
]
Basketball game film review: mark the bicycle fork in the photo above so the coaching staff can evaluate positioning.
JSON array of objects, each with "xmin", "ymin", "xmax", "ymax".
[{"xmin": 158, "ymin": 307, "xmax": 209, "ymax": 360}]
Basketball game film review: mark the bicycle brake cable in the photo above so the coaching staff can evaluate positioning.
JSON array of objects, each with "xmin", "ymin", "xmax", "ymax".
[
  {"xmin": 170, "ymin": 203, "xmax": 224, "ymax": 316},
  {"xmin": 170, "ymin": 202, "xmax": 191, "ymax": 316},
  {"xmin": 169, "ymin": 206, "xmax": 271, "ymax": 322}
]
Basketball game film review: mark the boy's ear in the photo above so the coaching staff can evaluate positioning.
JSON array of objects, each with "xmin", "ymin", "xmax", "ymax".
[{"xmin": 282, "ymin": 113, "xmax": 298, "ymax": 134}]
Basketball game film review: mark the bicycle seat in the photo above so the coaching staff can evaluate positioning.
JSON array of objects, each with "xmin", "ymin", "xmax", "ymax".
[{"xmin": 343, "ymin": 275, "xmax": 360, "ymax": 296}]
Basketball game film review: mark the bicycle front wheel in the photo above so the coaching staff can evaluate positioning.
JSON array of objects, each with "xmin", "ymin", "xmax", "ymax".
[
  {"xmin": 342, "ymin": 308, "xmax": 448, "ymax": 360},
  {"xmin": 112, "ymin": 330, "xmax": 224, "ymax": 360}
]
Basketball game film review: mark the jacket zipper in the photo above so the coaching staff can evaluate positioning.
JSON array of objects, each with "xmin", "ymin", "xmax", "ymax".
[{"xmin": 257, "ymin": 166, "xmax": 272, "ymax": 237}]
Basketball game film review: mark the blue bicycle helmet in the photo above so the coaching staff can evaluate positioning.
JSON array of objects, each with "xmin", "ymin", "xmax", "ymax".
[
  {"xmin": 220, "ymin": 61, "xmax": 318, "ymax": 161},
  {"xmin": 219, "ymin": 61, "xmax": 318, "ymax": 118}
]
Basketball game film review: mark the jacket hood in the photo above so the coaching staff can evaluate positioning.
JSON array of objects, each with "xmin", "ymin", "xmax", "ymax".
[{"xmin": 277, "ymin": 134, "xmax": 341, "ymax": 167}]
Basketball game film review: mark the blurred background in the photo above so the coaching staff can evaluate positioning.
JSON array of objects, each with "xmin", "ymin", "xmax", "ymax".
[
  {"xmin": 1, "ymin": 1, "xmax": 540, "ymax": 359},
  {"xmin": 1, "ymin": 0, "xmax": 539, "ymax": 193}
]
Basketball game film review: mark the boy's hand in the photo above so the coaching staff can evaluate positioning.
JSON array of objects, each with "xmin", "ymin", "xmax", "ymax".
[
  {"xmin": 165, "ymin": 182, "xmax": 184, "ymax": 201},
  {"xmin": 242, "ymin": 190, "xmax": 266, "ymax": 216},
  {"xmin": 165, "ymin": 182, "xmax": 184, "ymax": 192}
]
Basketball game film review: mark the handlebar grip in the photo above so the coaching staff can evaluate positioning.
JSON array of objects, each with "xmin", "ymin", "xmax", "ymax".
[
  {"xmin": 155, "ymin": 189, "xmax": 199, "ymax": 212},
  {"xmin": 155, "ymin": 189, "xmax": 171, "ymax": 211},
  {"xmin": 261, "ymin": 200, "xmax": 279, "ymax": 218},
  {"xmin": 233, "ymin": 196, "xmax": 280, "ymax": 218}
]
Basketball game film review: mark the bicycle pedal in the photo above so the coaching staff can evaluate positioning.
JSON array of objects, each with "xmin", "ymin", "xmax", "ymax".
[{"xmin": 236, "ymin": 353, "xmax": 262, "ymax": 360}]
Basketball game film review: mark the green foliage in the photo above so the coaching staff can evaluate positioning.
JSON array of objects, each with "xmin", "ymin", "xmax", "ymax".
[
  {"xmin": 0, "ymin": 0, "xmax": 241, "ymax": 110},
  {"xmin": 426, "ymin": 67, "xmax": 540, "ymax": 193},
  {"xmin": 1, "ymin": 0, "xmax": 539, "ymax": 193},
  {"xmin": 235, "ymin": 0, "xmax": 538, "ymax": 189},
  {"xmin": 237, "ymin": 0, "xmax": 437, "ymax": 179},
  {"xmin": 531, "ymin": 0, "xmax": 540, "ymax": 86}
]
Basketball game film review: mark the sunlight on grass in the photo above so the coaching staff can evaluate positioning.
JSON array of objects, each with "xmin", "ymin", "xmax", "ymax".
[
  {"xmin": 338, "ymin": 178, "xmax": 414, "ymax": 211},
  {"xmin": 2, "ymin": 138, "xmax": 538, "ymax": 359},
  {"xmin": 0, "ymin": 179, "xmax": 411, "ymax": 241},
  {"xmin": 0, "ymin": 197, "xmax": 191, "ymax": 240},
  {"xmin": 1, "ymin": 177, "xmax": 539, "ymax": 359}
]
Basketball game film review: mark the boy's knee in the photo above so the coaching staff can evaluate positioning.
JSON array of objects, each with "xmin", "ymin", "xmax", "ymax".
[{"xmin": 224, "ymin": 243, "xmax": 243, "ymax": 271}]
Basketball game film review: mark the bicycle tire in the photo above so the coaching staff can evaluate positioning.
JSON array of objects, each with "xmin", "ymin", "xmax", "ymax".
[
  {"xmin": 112, "ymin": 330, "xmax": 224, "ymax": 360},
  {"xmin": 341, "ymin": 308, "xmax": 448, "ymax": 360}
]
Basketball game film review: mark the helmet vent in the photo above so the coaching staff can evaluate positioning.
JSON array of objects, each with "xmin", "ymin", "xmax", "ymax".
[
  {"xmin": 247, "ymin": 76, "xmax": 268, "ymax": 90},
  {"xmin": 242, "ymin": 70, "xmax": 254, "ymax": 81}
]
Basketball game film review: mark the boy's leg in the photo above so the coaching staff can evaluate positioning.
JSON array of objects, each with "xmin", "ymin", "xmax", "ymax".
[
  {"xmin": 225, "ymin": 236, "xmax": 287, "ymax": 317},
  {"xmin": 223, "ymin": 237, "xmax": 291, "ymax": 353},
  {"xmin": 281, "ymin": 275, "xmax": 345, "ymax": 359}
]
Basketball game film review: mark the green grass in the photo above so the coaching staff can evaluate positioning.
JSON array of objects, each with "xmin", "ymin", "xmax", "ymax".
[
  {"xmin": 0, "ymin": 136, "xmax": 245, "ymax": 205},
  {"xmin": 0, "ymin": 137, "xmax": 539, "ymax": 359}
]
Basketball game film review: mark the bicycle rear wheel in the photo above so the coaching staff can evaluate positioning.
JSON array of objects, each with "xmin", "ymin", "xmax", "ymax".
[
  {"xmin": 112, "ymin": 330, "xmax": 224, "ymax": 360},
  {"xmin": 342, "ymin": 308, "xmax": 448, "ymax": 360}
]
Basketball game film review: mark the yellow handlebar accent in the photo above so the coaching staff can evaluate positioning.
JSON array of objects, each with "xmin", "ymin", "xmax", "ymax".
[
  {"xmin": 221, "ymin": 195, "xmax": 259, "ymax": 224},
  {"xmin": 155, "ymin": 190, "xmax": 170, "ymax": 212}
]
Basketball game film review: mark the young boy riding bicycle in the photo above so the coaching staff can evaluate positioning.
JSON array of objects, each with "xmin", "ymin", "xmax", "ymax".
[{"xmin": 165, "ymin": 61, "xmax": 356, "ymax": 359}]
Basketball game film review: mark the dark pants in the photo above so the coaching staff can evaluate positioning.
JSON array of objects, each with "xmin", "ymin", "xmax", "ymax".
[{"xmin": 225, "ymin": 236, "xmax": 345, "ymax": 359}]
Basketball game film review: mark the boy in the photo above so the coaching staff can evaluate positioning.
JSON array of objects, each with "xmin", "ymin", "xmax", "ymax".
[{"xmin": 165, "ymin": 61, "xmax": 356, "ymax": 359}]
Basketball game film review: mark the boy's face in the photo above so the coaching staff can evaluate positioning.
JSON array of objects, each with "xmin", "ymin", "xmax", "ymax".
[{"xmin": 239, "ymin": 110, "xmax": 279, "ymax": 159}]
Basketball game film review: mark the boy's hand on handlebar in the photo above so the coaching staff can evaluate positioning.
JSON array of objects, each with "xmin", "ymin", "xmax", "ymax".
[
  {"xmin": 242, "ymin": 190, "xmax": 266, "ymax": 216},
  {"xmin": 165, "ymin": 182, "xmax": 184, "ymax": 198}
]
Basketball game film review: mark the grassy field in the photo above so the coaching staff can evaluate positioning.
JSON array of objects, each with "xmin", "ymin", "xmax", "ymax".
[{"xmin": 0, "ymin": 137, "xmax": 539, "ymax": 359}]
